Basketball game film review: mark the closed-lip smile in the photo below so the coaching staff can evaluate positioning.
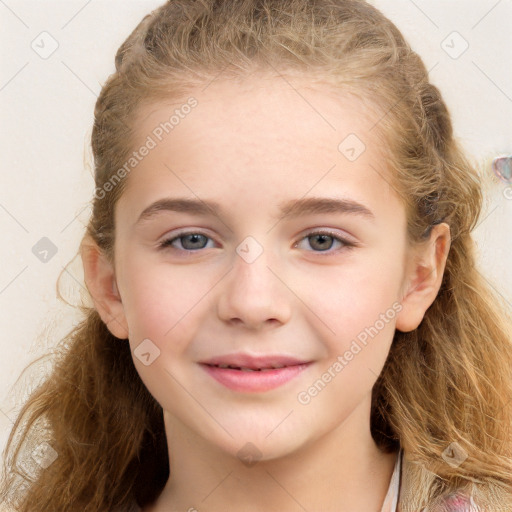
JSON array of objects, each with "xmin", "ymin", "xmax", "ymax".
[{"xmin": 199, "ymin": 353, "xmax": 312, "ymax": 392}]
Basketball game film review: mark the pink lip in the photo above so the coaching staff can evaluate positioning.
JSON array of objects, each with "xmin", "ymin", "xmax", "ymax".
[{"xmin": 199, "ymin": 353, "xmax": 312, "ymax": 392}]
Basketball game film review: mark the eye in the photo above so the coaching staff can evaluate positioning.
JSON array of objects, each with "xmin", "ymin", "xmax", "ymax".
[
  {"xmin": 158, "ymin": 230, "xmax": 355, "ymax": 255},
  {"xmin": 159, "ymin": 231, "xmax": 216, "ymax": 252},
  {"xmin": 295, "ymin": 231, "xmax": 355, "ymax": 254}
]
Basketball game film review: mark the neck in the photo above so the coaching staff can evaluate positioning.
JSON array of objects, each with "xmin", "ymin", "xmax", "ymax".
[{"xmin": 147, "ymin": 395, "xmax": 397, "ymax": 512}]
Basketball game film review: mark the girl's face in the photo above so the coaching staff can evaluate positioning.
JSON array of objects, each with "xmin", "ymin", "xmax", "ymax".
[{"xmin": 109, "ymin": 74, "xmax": 422, "ymax": 460}]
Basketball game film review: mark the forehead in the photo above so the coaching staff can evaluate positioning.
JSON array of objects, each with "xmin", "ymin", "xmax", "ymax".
[
  {"xmin": 133, "ymin": 71, "xmax": 386, "ymax": 152},
  {"xmin": 118, "ymin": 74, "xmax": 400, "ymax": 223}
]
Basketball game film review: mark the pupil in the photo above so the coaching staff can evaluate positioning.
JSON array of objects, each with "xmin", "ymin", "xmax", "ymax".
[
  {"xmin": 183, "ymin": 234, "xmax": 206, "ymax": 249},
  {"xmin": 312, "ymin": 234, "xmax": 332, "ymax": 251}
]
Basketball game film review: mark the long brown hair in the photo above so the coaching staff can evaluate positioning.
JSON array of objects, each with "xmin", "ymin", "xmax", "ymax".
[{"xmin": 2, "ymin": 1, "xmax": 511, "ymax": 510}]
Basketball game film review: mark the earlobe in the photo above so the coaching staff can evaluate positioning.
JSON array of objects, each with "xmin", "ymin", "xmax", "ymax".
[
  {"xmin": 395, "ymin": 223, "xmax": 451, "ymax": 333},
  {"xmin": 80, "ymin": 236, "xmax": 129, "ymax": 339}
]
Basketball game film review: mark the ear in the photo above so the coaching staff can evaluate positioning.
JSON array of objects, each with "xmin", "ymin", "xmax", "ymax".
[
  {"xmin": 80, "ymin": 236, "xmax": 129, "ymax": 339},
  {"xmin": 395, "ymin": 223, "xmax": 451, "ymax": 333}
]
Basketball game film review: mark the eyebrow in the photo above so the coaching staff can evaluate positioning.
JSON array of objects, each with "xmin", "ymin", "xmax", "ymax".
[{"xmin": 135, "ymin": 196, "xmax": 375, "ymax": 225}]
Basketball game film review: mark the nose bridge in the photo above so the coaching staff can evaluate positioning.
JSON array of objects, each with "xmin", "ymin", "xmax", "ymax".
[
  {"xmin": 232, "ymin": 235, "xmax": 279, "ymax": 299},
  {"xmin": 216, "ymin": 235, "xmax": 291, "ymax": 328}
]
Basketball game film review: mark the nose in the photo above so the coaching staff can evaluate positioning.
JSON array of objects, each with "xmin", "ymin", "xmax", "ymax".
[{"xmin": 216, "ymin": 243, "xmax": 292, "ymax": 330}]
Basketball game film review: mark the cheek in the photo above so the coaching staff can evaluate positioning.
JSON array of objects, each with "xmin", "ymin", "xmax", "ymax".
[
  {"xmin": 298, "ymin": 255, "xmax": 403, "ymax": 343},
  {"xmin": 119, "ymin": 258, "xmax": 216, "ymax": 350}
]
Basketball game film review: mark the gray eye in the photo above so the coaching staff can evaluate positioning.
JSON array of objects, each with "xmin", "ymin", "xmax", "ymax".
[{"xmin": 177, "ymin": 234, "xmax": 209, "ymax": 250}]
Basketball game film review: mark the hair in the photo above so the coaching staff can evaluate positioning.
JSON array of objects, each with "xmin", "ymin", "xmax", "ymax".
[{"xmin": 1, "ymin": 1, "xmax": 511, "ymax": 510}]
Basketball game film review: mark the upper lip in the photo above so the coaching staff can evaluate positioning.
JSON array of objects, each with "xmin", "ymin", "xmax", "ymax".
[{"xmin": 200, "ymin": 353, "xmax": 311, "ymax": 370}]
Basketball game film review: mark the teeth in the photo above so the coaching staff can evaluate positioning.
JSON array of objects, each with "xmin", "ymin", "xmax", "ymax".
[{"xmin": 218, "ymin": 364, "xmax": 230, "ymax": 369}]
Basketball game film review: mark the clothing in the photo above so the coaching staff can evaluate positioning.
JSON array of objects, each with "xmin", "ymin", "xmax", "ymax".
[
  {"xmin": 374, "ymin": 449, "xmax": 480, "ymax": 512},
  {"xmin": 380, "ymin": 448, "xmax": 403, "ymax": 512}
]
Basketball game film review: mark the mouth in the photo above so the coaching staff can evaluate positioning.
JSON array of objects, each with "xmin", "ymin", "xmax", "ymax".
[
  {"xmin": 199, "ymin": 354, "xmax": 312, "ymax": 392},
  {"xmin": 204, "ymin": 363, "xmax": 293, "ymax": 371}
]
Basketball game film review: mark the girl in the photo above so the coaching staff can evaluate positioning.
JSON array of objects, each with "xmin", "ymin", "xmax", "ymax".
[{"xmin": 1, "ymin": 1, "xmax": 511, "ymax": 511}]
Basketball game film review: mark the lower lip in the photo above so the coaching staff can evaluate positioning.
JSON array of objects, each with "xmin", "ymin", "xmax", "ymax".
[{"xmin": 200, "ymin": 363, "xmax": 311, "ymax": 392}]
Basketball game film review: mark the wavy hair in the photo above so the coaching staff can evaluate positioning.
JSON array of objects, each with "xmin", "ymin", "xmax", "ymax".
[{"xmin": 1, "ymin": 1, "xmax": 511, "ymax": 510}]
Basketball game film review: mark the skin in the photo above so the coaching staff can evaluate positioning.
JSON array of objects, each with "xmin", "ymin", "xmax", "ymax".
[{"xmin": 81, "ymin": 72, "xmax": 450, "ymax": 511}]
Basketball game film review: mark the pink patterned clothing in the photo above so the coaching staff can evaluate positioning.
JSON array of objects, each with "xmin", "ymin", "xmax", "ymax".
[{"xmin": 438, "ymin": 494, "xmax": 480, "ymax": 511}]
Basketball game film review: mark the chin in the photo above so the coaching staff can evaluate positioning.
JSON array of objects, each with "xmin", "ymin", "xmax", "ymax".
[{"xmin": 211, "ymin": 429, "xmax": 309, "ymax": 466}]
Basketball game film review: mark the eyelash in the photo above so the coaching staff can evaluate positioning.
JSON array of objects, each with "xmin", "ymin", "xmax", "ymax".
[{"xmin": 158, "ymin": 230, "xmax": 356, "ymax": 256}]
